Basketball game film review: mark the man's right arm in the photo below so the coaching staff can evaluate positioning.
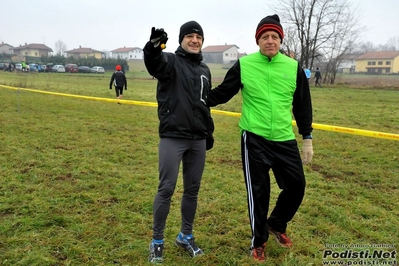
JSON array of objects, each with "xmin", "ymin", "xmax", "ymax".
[
  {"xmin": 143, "ymin": 27, "xmax": 169, "ymax": 79},
  {"xmin": 207, "ymin": 61, "xmax": 242, "ymax": 107},
  {"xmin": 143, "ymin": 42, "xmax": 165, "ymax": 77},
  {"xmin": 109, "ymin": 73, "xmax": 115, "ymax": 88}
]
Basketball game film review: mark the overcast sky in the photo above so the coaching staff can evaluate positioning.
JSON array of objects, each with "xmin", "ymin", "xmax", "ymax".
[{"xmin": 1, "ymin": 0, "xmax": 397, "ymax": 54}]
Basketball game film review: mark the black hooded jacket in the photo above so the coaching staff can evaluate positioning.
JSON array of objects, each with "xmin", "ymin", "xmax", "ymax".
[
  {"xmin": 109, "ymin": 71, "xmax": 127, "ymax": 88},
  {"xmin": 143, "ymin": 44, "xmax": 212, "ymax": 140}
]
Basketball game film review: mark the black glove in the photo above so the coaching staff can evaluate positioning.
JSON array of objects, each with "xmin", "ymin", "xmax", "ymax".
[
  {"xmin": 206, "ymin": 116, "xmax": 215, "ymax": 151},
  {"xmin": 125, "ymin": 87, "xmax": 127, "ymax": 91},
  {"xmin": 150, "ymin": 27, "xmax": 168, "ymax": 49},
  {"xmin": 206, "ymin": 133, "xmax": 214, "ymax": 151},
  {"xmin": 109, "ymin": 86, "xmax": 112, "ymax": 90}
]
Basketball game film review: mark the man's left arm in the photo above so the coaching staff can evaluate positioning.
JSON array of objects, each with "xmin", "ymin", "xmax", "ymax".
[
  {"xmin": 293, "ymin": 63, "xmax": 313, "ymax": 164},
  {"xmin": 124, "ymin": 75, "xmax": 127, "ymax": 90}
]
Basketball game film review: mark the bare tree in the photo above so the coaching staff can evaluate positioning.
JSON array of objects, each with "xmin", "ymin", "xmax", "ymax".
[
  {"xmin": 356, "ymin": 38, "xmax": 399, "ymax": 53},
  {"xmin": 55, "ymin": 40, "xmax": 67, "ymax": 56},
  {"xmin": 376, "ymin": 43, "xmax": 396, "ymax": 51},
  {"xmin": 356, "ymin": 41, "xmax": 376, "ymax": 53},
  {"xmin": 280, "ymin": 26, "xmax": 301, "ymax": 60},
  {"xmin": 275, "ymin": 0, "xmax": 362, "ymax": 84},
  {"xmin": 385, "ymin": 37, "xmax": 399, "ymax": 51}
]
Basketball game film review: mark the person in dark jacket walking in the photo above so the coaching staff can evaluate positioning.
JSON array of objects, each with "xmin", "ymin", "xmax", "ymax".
[
  {"xmin": 314, "ymin": 67, "xmax": 322, "ymax": 87},
  {"xmin": 109, "ymin": 65, "xmax": 127, "ymax": 99},
  {"xmin": 207, "ymin": 14, "xmax": 313, "ymax": 262},
  {"xmin": 144, "ymin": 21, "xmax": 213, "ymax": 263}
]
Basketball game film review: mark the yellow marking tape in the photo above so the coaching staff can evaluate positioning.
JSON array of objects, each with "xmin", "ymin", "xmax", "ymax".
[
  {"xmin": 1, "ymin": 85, "xmax": 158, "ymax": 107},
  {"xmin": 294, "ymin": 121, "xmax": 399, "ymax": 141},
  {"xmin": 1, "ymin": 85, "xmax": 398, "ymax": 141},
  {"xmin": 206, "ymin": 107, "xmax": 399, "ymax": 142}
]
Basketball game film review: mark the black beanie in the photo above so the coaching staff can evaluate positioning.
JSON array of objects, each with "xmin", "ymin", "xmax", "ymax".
[
  {"xmin": 255, "ymin": 14, "xmax": 284, "ymax": 43},
  {"xmin": 179, "ymin": 21, "xmax": 204, "ymax": 44}
]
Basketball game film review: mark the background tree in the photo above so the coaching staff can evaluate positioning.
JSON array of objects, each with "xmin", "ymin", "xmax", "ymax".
[
  {"xmin": 356, "ymin": 37, "xmax": 399, "ymax": 53},
  {"xmin": 355, "ymin": 41, "xmax": 376, "ymax": 53},
  {"xmin": 275, "ymin": 0, "xmax": 362, "ymax": 84},
  {"xmin": 54, "ymin": 40, "xmax": 67, "ymax": 56},
  {"xmin": 386, "ymin": 37, "xmax": 399, "ymax": 51}
]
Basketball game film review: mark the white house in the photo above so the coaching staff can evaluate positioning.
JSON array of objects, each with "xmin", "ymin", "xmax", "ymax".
[
  {"xmin": 110, "ymin": 47, "xmax": 143, "ymax": 60},
  {"xmin": 202, "ymin": 44, "xmax": 240, "ymax": 64},
  {"xmin": 0, "ymin": 42, "xmax": 13, "ymax": 55},
  {"xmin": 337, "ymin": 53, "xmax": 361, "ymax": 73}
]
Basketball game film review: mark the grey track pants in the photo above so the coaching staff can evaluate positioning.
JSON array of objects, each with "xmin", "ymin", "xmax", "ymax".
[{"xmin": 152, "ymin": 137, "xmax": 206, "ymax": 240}]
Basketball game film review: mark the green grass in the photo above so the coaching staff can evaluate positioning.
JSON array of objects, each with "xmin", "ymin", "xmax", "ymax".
[{"xmin": 0, "ymin": 69, "xmax": 398, "ymax": 266}]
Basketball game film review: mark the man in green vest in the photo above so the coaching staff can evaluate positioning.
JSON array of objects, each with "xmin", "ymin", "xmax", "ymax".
[
  {"xmin": 21, "ymin": 61, "xmax": 27, "ymax": 72},
  {"xmin": 207, "ymin": 14, "xmax": 313, "ymax": 262}
]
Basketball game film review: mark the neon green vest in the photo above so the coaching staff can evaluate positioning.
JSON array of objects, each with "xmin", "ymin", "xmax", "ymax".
[{"xmin": 239, "ymin": 51, "xmax": 298, "ymax": 141}]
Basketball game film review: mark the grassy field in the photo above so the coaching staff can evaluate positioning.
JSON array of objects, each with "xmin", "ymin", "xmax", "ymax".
[{"xmin": 0, "ymin": 67, "xmax": 398, "ymax": 266}]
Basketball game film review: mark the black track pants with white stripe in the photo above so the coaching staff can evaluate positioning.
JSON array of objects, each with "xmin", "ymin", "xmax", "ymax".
[{"xmin": 241, "ymin": 131, "xmax": 306, "ymax": 248}]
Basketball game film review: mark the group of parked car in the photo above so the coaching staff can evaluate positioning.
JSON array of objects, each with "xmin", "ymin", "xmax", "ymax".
[
  {"xmin": 54, "ymin": 64, "xmax": 105, "ymax": 73},
  {"xmin": 49, "ymin": 64, "xmax": 105, "ymax": 73},
  {"xmin": 65, "ymin": 64, "xmax": 105, "ymax": 73},
  {"xmin": 1, "ymin": 62, "xmax": 105, "ymax": 73}
]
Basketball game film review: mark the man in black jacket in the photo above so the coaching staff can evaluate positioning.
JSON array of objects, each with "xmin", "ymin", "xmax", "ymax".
[
  {"xmin": 109, "ymin": 65, "xmax": 127, "ymax": 99},
  {"xmin": 143, "ymin": 21, "xmax": 213, "ymax": 263}
]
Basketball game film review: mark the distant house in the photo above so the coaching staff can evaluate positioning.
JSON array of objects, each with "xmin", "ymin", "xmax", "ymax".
[
  {"xmin": 202, "ymin": 44, "xmax": 240, "ymax": 64},
  {"xmin": 11, "ymin": 43, "xmax": 53, "ymax": 57},
  {"xmin": 65, "ymin": 46, "xmax": 104, "ymax": 59},
  {"xmin": 355, "ymin": 51, "xmax": 399, "ymax": 74},
  {"xmin": 0, "ymin": 42, "xmax": 14, "ymax": 55},
  {"xmin": 238, "ymin": 52, "xmax": 247, "ymax": 58},
  {"xmin": 110, "ymin": 47, "xmax": 143, "ymax": 60},
  {"xmin": 337, "ymin": 53, "xmax": 361, "ymax": 74}
]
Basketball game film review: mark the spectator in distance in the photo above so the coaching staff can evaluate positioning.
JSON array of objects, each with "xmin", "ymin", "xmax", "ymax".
[
  {"xmin": 109, "ymin": 65, "xmax": 127, "ymax": 99},
  {"xmin": 314, "ymin": 67, "xmax": 322, "ymax": 87},
  {"xmin": 304, "ymin": 67, "xmax": 311, "ymax": 84}
]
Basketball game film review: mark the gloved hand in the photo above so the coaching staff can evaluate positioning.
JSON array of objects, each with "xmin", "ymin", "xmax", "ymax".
[
  {"xmin": 206, "ymin": 116, "xmax": 215, "ymax": 150},
  {"xmin": 109, "ymin": 86, "xmax": 112, "ymax": 90},
  {"xmin": 125, "ymin": 87, "xmax": 127, "ymax": 91},
  {"xmin": 150, "ymin": 27, "xmax": 168, "ymax": 49},
  {"xmin": 302, "ymin": 139, "xmax": 313, "ymax": 164}
]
